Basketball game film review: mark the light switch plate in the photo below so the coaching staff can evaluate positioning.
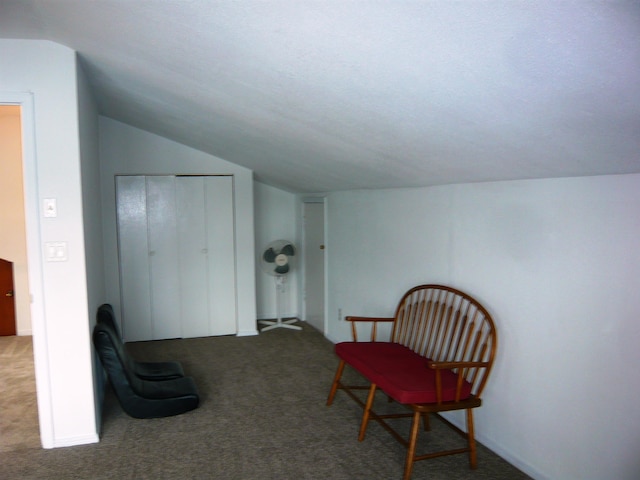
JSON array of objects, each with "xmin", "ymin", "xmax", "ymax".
[{"xmin": 43, "ymin": 198, "xmax": 57, "ymax": 218}]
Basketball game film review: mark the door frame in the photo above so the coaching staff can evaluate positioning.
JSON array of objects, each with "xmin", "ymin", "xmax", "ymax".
[{"xmin": 1, "ymin": 92, "xmax": 53, "ymax": 447}]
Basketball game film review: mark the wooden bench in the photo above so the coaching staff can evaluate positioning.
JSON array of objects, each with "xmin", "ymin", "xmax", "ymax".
[{"xmin": 326, "ymin": 284, "xmax": 497, "ymax": 480}]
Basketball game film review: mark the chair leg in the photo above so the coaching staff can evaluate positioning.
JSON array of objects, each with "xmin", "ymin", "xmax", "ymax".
[
  {"xmin": 422, "ymin": 412, "xmax": 430, "ymax": 431},
  {"xmin": 326, "ymin": 360, "xmax": 346, "ymax": 406},
  {"xmin": 403, "ymin": 410, "xmax": 422, "ymax": 480},
  {"xmin": 466, "ymin": 408, "xmax": 478, "ymax": 469},
  {"xmin": 358, "ymin": 383, "xmax": 377, "ymax": 441}
]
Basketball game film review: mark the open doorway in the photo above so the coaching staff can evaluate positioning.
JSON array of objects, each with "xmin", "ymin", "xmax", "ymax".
[
  {"xmin": 0, "ymin": 103, "xmax": 41, "ymax": 449},
  {"xmin": 0, "ymin": 105, "xmax": 29, "ymax": 335}
]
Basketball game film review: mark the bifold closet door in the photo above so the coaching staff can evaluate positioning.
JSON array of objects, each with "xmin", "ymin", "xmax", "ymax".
[
  {"xmin": 116, "ymin": 175, "xmax": 236, "ymax": 342},
  {"xmin": 175, "ymin": 176, "xmax": 236, "ymax": 337},
  {"xmin": 146, "ymin": 176, "xmax": 182, "ymax": 340},
  {"xmin": 204, "ymin": 177, "xmax": 237, "ymax": 336},
  {"xmin": 116, "ymin": 175, "xmax": 153, "ymax": 341}
]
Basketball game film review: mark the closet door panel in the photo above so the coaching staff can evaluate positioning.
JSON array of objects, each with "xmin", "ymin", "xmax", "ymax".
[
  {"xmin": 205, "ymin": 176, "xmax": 237, "ymax": 335},
  {"xmin": 116, "ymin": 176, "xmax": 152, "ymax": 342},
  {"xmin": 176, "ymin": 177, "xmax": 209, "ymax": 338},
  {"xmin": 146, "ymin": 176, "xmax": 181, "ymax": 340}
]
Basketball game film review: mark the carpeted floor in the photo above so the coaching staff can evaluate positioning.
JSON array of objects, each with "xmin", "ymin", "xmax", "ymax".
[
  {"xmin": 0, "ymin": 335, "xmax": 40, "ymax": 453},
  {"xmin": 0, "ymin": 323, "xmax": 531, "ymax": 479}
]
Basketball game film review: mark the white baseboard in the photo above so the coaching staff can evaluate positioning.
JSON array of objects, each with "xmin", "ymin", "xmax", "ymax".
[
  {"xmin": 439, "ymin": 413, "xmax": 547, "ymax": 480},
  {"xmin": 237, "ymin": 328, "xmax": 259, "ymax": 337},
  {"xmin": 51, "ymin": 433, "xmax": 100, "ymax": 449},
  {"xmin": 474, "ymin": 432, "xmax": 549, "ymax": 480}
]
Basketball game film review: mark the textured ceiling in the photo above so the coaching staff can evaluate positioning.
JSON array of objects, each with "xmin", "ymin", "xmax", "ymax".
[{"xmin": 1, "ymin": 1, "xmax": 639, "ymax": 193}]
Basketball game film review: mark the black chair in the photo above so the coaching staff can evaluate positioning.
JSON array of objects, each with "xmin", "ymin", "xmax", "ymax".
[
  {"xmin": 97, "ymin": 304, "xmax": 184, "ymax": 381},
  {"xmin": 93, "ymin": 323, "xmax": 199, "ymax": 418}
]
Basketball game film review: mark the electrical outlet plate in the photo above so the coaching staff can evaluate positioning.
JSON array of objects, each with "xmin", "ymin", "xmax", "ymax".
[{"xmin": 45, "ymin": 242, "xmax": 67, "ymax": 262}]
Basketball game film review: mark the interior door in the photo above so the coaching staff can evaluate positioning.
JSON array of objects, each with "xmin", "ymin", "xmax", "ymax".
[
  {"xmin": 0, "ymin": 258, "xmax": 17, "ymax": 336},
  {"xmin": 303, "ymin": 202, "xmax": 325, "ymax": 333}
]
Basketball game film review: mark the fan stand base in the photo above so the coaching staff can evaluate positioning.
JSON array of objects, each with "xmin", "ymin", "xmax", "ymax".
[{"xmin": 259, "ymin": 317, "xmax": 302, "ymax": 332}]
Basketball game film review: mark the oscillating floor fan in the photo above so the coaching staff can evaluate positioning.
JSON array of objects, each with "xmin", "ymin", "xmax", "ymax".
[{"xmin": 259, "ymin": 240, "xmax": 302, "ymax": 332}]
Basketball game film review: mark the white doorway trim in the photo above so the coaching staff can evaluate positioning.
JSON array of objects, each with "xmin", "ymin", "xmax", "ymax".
[{"xmin": 1, "ymin": 92, "xmax": 54, "ymax": 448}]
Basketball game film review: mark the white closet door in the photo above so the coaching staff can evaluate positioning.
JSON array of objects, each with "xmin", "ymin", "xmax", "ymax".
[
  {"xmin": 146, "ymin": 176, "xmax": 181, "ymax": 340},
  {"xmin": 176, "ymin": 176, "xmax": 237, "ymax": 337},
  {"xmin": 116, "ymin": 176, "xmax": 152, "ymax": 342},
  {"xmin": 204, "ymin": 176, "xmax": 236, "ymax": 336},
  {"xmin": 117, "ymin": 175, "xmax": 237, "ymax": 341},
  {"xmin": 176, "ymin": 177, "xmax": 210, "ymax": 338}
]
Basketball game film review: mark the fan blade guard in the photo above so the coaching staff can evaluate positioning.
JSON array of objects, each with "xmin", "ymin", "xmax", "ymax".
[{"xmin": 263, "ymin": 247, "xmax": 277, "ymax": 263}]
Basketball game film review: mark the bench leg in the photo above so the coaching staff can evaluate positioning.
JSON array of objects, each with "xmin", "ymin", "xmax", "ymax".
[
  {"xmin": 403, "ymin": 410, "xmax": 422, "ymax": 480},
  {"xmin": 326, "ymin": 360, "xmax": 345, "ymax": 406},
  {"xmin": 467, "ymin": 408, "xmax": 478, "ymax": 469},
  {"xmin": 358, "ymin": 383, "xmax": 377, "ymax": 441},
  {"xmin": 422, "ymin": 412, "xmax": 430, "ymax": 431}
]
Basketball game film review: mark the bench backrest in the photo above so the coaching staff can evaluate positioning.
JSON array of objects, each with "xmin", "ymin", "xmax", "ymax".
[{"xmin": 392, "ymin": 285, "xmax": 497, "ymax": 398}]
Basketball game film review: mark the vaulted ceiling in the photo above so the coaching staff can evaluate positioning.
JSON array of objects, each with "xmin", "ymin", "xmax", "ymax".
[{"xmin": 1, "ymin": 1, "xmax": 639, "ymax": 193}]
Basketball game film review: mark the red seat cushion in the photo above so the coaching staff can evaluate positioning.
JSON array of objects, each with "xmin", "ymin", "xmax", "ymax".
[{"xmin": 335, "ymin": 342, "xmax": 472, "ymax": 404}]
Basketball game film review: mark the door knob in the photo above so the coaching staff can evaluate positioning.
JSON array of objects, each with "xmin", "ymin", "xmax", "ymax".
[
  {"xmin": 320, "ymin": 245, "xmax": 325, "ymax": 250},
  {"xmin": 5, "ymin": 290, "xmax": 14, "ymax": 297}
]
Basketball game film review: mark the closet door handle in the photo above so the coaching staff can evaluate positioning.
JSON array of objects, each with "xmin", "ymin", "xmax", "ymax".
[{"xmin": 5, "ymin": 290, "xmax": 14, "ymax": 297}]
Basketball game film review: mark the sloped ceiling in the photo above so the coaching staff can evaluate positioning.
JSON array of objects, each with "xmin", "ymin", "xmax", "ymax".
[{"xmin": 1, "ymin": 1, "xmax": 639, "ymax": 193}]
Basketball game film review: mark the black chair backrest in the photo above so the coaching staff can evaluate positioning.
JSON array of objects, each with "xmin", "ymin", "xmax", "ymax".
[
  {"xmin": 97, "ymin": 303, "xmax": 123, "ymax": 340},
  {"xmin": 93, "ymin": 323, "xmax": 144, "ymax": 394},
  {"xmin": 96, "ymin": 304, "xmax": 140, "ymax": 375}
]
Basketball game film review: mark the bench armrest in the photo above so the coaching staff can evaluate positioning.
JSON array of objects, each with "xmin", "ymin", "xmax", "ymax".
[
  {"xmin": 427, "ymin": 360, "xmax": 490, "ymax": 403},
  {"xmin": 344, "ymin": 316, "xmax": 395, "ymax": 341}
]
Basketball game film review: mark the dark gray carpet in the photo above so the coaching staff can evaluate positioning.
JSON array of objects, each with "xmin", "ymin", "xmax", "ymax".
[{"xmin": 0, "ymin": 323, "xmax": 530, "ymax": 479}]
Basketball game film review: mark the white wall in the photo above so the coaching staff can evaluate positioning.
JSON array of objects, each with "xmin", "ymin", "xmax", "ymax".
[
  {"xmin": 0, "ymin": 40, "xmax": 98, "ymax": 447},
  {"xmin": 76, "ymin": 60, "xmax": 106, "ymax": 427},
  {"xmin": 99, "ymin": 117, "xmax": 257, "ymax": 336},
  {"xmin": 0, "ymin": 107, "xmax": 31, "ymax": 334},
  {"xmin": 326, "ymin": 174, "xmax": 640, "ymax": 480},
  {"xmin": 254, "ymin": 182, "xmax": 299, "ymax": 320}
]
